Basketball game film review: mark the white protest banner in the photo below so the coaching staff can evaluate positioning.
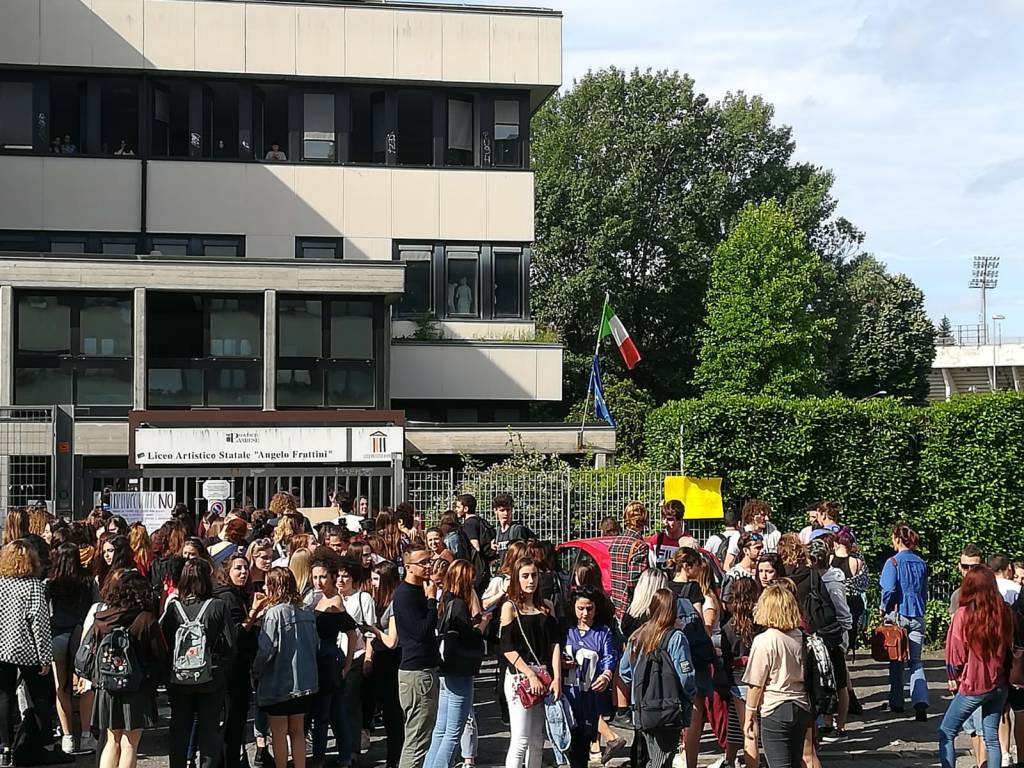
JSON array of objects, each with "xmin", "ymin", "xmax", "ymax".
[{"xmin": 109, "ymin": 491, "xmax": 176, "ymax": 532}]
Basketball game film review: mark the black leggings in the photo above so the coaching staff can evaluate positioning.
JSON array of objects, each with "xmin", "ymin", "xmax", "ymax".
[
  {"xmin": 0, "ymin": 662, "xmax": 54, "ymax": 747},
  {"xmin": 222, "ymin": 673, "xmax": 252, "ymax": 768},
  {"xmin": 760, "ymin": 701, "xmax": 812, "ymax": 768}
]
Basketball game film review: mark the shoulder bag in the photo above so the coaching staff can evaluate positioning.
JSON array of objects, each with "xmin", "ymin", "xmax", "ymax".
[
  {"xmin": 511, "ymin": 604, "xmax": 553, "ymax": 709},
  {"xmin": 870, "ymin": 558, "xmax": 910, "ymax": 663}
]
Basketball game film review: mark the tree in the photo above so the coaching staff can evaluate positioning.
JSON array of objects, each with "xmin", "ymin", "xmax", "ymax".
[
  {"xmin": 937, "ymin": 315, "xmax": 954, "ymax": 344},
  {"xmin": 566, "ymin": 375, "xmax": 656, "ymax": 462},
  {"xmin": 693, "ymin": 200, "xmax": 832, "ymax": 397},
  {"xmin": 835, "ymin": 256, "xmax": 937, "ymax": 402},
  {"xmin": 530, "ymin": 68, "xmax": 845, "ymax": 405}
]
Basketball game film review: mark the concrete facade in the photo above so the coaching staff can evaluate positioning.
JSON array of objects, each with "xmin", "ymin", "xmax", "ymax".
[
  {"xmin": 0, "ymin": 0, "xmax": 577, "ymax": 486},
  {"xmin": 928, "ymin": 343, "xmax": 1024, "ymax": 400}
]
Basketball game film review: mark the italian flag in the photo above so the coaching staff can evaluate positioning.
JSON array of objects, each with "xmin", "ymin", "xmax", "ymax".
[{"xmin": 600, "ymin": 301, "xmax": 641, "ymax": 370}]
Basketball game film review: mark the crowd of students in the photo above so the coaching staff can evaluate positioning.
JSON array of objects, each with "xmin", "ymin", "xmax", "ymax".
[{"xmin": 0, "ymin": 493, "xmax": 1021, "ymax": 768}]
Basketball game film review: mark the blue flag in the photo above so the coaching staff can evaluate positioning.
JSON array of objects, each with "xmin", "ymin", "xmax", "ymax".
[{"xmin": 590, "ymin": 355, "xmax": 616, "ymax": 427}]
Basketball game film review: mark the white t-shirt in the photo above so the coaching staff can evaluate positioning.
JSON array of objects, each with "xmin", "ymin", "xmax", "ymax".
[
  {"xmin": 705, "ymin": 529, "xmax": 741, "ymax": 562},
  {"xmin": 342, "ymin": 591, "xmax": 377, "ymax": 658},
  {"xmin": 997, "ymin": 577, "xmax": 1021, "ymax": 606}
]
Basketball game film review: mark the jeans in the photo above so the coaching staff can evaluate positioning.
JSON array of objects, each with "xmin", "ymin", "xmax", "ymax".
[
  {"xmin": 503, "ymin": 671, "xmax": 545, "ymax": 768},
  {"xmin": 424, "ymin": 675, "xmax": 474, "ymax": 768},
  {"xmin": 311, "ymin": 685, "xmax": 352, "ymax": 763},
  {"xmin": 167, "ymin": 679, "xmax": 227, "ymax": 768},
  {"xmin": 398, "ymin": 668, "xmax": 440, "ymax": 768},
  {"xmin": 760, "ymin": 701, "xmax": 812, "ymax": 768},
  {"xmin": 887, "ymin": 614, "xmax": 929, "ymax": 710},
  {"xmin": 460, "ymin": 713, "xmax": 478, "ymax": 760},
  {"xmin": 938, "ymin": 686, "xmax": 1007, "ymax": 768}
]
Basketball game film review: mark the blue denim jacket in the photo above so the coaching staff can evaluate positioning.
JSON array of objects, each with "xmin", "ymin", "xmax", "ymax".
[
  {"xmin": 252, "ymin": 603, "xmax": 319, "ymax": 706},
  {"xmin": 880, "ymin": 550, "xmax": 928, "ymax": 617},
  {"xmin": 618, "ymin": 629, "xmax": 697, "ymax": 726}
]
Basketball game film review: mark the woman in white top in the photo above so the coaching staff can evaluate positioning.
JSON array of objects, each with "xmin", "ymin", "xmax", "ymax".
[
  {"xmin": 337, "ymin": 557, "xmax": 376, "ymax": 756},
  {"xmin": 693, "ymin": 561, "xmax": 722, "ymax": 651},
  {"xmin": 742, "ymin": 585, "xmax": 812, "ymax": 768}
]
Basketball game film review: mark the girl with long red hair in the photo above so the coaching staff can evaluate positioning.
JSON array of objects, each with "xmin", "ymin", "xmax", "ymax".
[{"xmin": 939, "ymin": 564, "xmax": 1013, "ymax": 768}]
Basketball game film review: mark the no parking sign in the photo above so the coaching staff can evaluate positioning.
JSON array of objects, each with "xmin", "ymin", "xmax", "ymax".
[
  {"xmin": 203, "ymin": 480, "xmax": 230, "ymax": 516},
  {"xmin": 208, "ymin": 499, "xmax": 226, "ymax": 515}
]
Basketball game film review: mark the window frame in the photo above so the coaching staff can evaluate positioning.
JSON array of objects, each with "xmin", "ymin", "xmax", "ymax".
[
  {"xmin": 275, "ymin": 295, "xmax": 383, "ymax": 409},
  {"xmin": 295, "ymin": 237, "xmax": 343, "ymax": 261},
  {"xmin": 0, "ymin": 79, "xmax": 36, "ymax": 152},
  {"xmin": 444, "ymin": 246, "xmax": 482, "ymax": 319},
  {"xmin": 12, "ymin": 290, "xmax": 134, "ymax": 408},
  {"xmin": 145, "ymin": 291, "xmax": 264, "ymax": 409},
  {"xmin": 395, "ymin": 244, "xmax": 434, "ymax": 318},
  {"xmin": 492, "ymin": 246, "xmax": 524, "ymax": 319}
]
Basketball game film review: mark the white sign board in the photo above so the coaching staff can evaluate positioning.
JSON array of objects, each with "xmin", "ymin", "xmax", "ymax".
[
  {"xmin": 351, "ymin": 427, "xmax": 404, "ymax": 462},
  {"xmin": 109, "ymin": 491, "xmax": 176, "ymax": 532},
  {"xmin": 202, "ymin": 479, "xmax": 231, "ymax": 500},
  {"xmin": 135, "ymin": 427, "xmax": 352, "ymax": 465}
]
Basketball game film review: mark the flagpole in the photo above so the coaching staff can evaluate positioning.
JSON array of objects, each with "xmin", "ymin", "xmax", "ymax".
[{"xmin": 579, "ymin": 292, "xmax": 610, "ymax": 447}]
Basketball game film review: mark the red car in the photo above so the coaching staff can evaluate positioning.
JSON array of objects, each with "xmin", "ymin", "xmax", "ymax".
[{"xmin": 556, "ymin": 536, "xmax": 724, "ymax": 592}]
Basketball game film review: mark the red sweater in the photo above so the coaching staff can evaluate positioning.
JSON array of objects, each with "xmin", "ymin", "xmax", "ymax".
[{"xmin": 946, "ymin": 606, "xmax": 1010, "ymax": 695}]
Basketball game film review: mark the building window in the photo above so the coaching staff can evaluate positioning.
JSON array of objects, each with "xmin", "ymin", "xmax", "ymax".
[
  {"xmin": 255, "ymin": 84, "xmax": 289, "ymax": 161},
  {"xmin": 49, "ymin": 77, "xmax": 87, "ymax": 154},
  {"xmin": 100, "ymin": 237, "xmax": 137, "ymax": 256},
  {"xmin": 49, "ymin": 237, "xmax": 89, "ymax": 255},
  {"xmin": 202, "ymin": 82, "xmax": 239, "ymax": 159},
  {"xmin": 493, "ymin": 248, "xmax": 522, "ymax": 318},
  {"xmin": 0, "ymin": 82, "xmax": 33, "ymax": 151},
  {"xmin": 149, "ymin": 237, "xmax": 189, "ymax": 257},
  {"xmin": 303, "ymin": 93, "xmax": 336, "ymax": 161},
  {"xmin": 101, "ymin": 79, "xmax": 139, "ymax": 156},
  {"xmin": 447, "ymin": 97, "xmax": 475, "ymax": 167},
  {"xmin": 152, "ymin": 81, "xmax": 191, "ymax": 158},
  {"xmin": 396, "ymin": 245, "xmax": 433, "ymax": 317},
  {"xmin": 396, "ymin": 90, "xmax": 432, "ymax": 166},
  {"xmin": 146, "ymin": 292, "xmax": 262, "ymax": 408},
  {"xmin": 296, "ymin": 238, "xmax": 341, "ymax": 260},
  {"xmin": 202, "ymin": 238, "xmax": 243, "ymax": 258},
  {"xmin": 277, "ymin": 297, "xmax": 378, "ymax": 408},
  {"xmin": 351, "ymin": 88, "xmax": 386, "ymax": 164},
  {"xmin": 494, "ymin": 99, "xmax": 521, "ymax": 167},
  {"xmin": 14, "ymin": 292, "xmax": 132, "ymax": 407},
  {"xmin": 445, "ymin": 248, "xmax": 480, "ymax": 318}
]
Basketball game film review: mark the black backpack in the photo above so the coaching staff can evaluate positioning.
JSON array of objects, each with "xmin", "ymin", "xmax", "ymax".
[
  {"xmin": 802, "ymin": 570, "xmax": 844, "ymax": 648},
  {"xmin": 95, "ymin": 625, "xmax": 143, "ymax": 692},
  {"xmin": 632, "ymin": 630, "xmax": 690, "ymax": 732},
  {"xmin": 804, "ymin": 632, "xmax": 839, "ymax": 715},
  {"xmin": 457, "ymin": 528, "xmax": 491, "ymax": 595}
]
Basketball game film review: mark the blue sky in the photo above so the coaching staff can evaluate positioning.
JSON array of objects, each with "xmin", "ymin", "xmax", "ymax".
[{"xmin": 491, "ymin": 0, "xmax": 1024, "ymax": 336}]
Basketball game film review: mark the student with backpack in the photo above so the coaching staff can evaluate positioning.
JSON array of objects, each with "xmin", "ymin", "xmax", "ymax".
[
  {"xmin": 618, "ymin": 588, "xmax": 697, "ymax": 768},
  {"xmin": 88, "ymin": 569, "xmax": 169, "ymax": 768},
  {"xmin": 491, "ymin": 494, "xmax": 534, "ymax": 562},
  {"xmin": 159, "ymin": 558, "xmax": 237, "ymax": 768},
  {"xmin": 743, "ymin": 584, "xmax": 812, "ymax": 768},
  {"xmin": 705, "ymin": 508, "xmax": 742, "ymax": 570}
]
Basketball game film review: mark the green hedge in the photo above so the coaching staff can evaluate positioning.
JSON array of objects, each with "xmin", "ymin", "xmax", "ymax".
[{"xmin": 644, "ymin": 392, "xmax": 1024, "ymax": 582}]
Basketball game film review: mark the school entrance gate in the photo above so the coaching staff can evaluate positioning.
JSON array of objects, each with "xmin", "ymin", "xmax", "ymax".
[{"xmin": 81, "ymin": 464, "xmax": 402, "ymax": 518}]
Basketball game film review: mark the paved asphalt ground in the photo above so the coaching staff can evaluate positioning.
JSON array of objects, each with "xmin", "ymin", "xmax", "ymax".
[{"xmin": 64, "ymin": 652, "xmax": 985, "ymax": 768}]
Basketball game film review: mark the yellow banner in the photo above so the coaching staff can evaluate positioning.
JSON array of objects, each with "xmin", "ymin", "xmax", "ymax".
[{"xmin": 663, "ymin": 476, "xmax": 724, "ymax": 520}]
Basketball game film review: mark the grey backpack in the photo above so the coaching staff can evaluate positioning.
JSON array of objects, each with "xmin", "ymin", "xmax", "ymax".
[{"xmin": 171, "ymin": 599, "xmax": 214, "ymax": 685}]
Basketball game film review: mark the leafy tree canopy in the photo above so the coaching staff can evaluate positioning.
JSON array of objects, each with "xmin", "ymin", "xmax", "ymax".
[{"xmin": 693, "ymin": 200, "xmax": 833, "ymax": 396}]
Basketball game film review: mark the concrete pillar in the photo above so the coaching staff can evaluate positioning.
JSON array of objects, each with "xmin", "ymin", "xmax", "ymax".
[
  {"xmin": 1013, "ymin": 366, "xmax": 1021, "ymax": 393},
  {"xmin": 133, "ymin": 288, "xmax": 146, "ymax": 410},
  {"xmin": 0, "ymin": 285, "xmax": 12, "ymax": 406},
  {"xmin": 263, "ymin": 289, "xmax": 276, "ymax": 411},
  {"xmin": 941, "ymin": 368, "xmax": 955, "ymax": 401}
]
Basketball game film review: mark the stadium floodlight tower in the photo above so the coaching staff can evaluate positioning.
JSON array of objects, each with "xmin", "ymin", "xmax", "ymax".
[{"xmin": 969, "ymin": 255, "xmax": 1000, "ymax": 343}]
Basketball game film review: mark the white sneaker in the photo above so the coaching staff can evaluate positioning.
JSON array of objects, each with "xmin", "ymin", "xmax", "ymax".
[
  {"xmin": 670, "ymin": 754, "xmax": 686, "ymax": 768},
  {"xmin": 708, "ymin": 758, "xmax": 729, "ymax": 768},
  {"xmin": 60, "ymin": 735, "xmax": 74, "ymax": 755},
  {"xmin": 79, "ymin": 733, "xmax": 97, "ymax": 754},
  {"xmin": 360, "ymin": 728, "xmax": 371, "ymax": 753}
]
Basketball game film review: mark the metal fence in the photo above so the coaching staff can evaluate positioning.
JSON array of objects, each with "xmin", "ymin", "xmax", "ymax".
[
  {"xmin": 406, "ymin": 468, "xmax": 719, "ymax": 544},
  {"xmin": 0, "ymin": 408, "xmax": 55, "ymax": 519}
]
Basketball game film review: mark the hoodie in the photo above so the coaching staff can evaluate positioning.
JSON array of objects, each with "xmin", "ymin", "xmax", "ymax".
[{"xmin": 820, "ymin": 567, "xmax": 853, "ymax": 631}]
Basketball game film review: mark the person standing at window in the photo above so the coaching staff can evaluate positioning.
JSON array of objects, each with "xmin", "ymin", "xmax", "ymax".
[
  {"xmin": 743, "ymin": 584, "xmax": 812, "ymax": 768},
  {"xmin": 879, "ymin": 523, "xmax": 930, "ymax": 720},
  {"xmin": 390, "ymin": 545, "xmax": 441, "ymax": 768},
  {"xmin": 265, "ymin": 142, "xmax": 287, "ymax": 161}
]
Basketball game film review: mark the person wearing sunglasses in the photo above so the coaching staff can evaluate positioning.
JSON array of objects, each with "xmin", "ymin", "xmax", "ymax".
[{"xmin": 389, "ymin": 544, "xmax": 440, "ymax": 768}]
